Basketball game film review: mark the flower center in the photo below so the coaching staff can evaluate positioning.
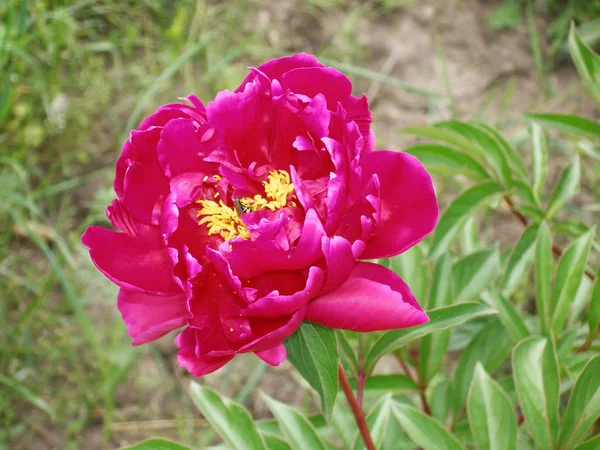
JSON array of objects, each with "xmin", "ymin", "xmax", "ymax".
[{"xmin": 197, "ymin": 169, "xmax": 296, "ymax": 240}]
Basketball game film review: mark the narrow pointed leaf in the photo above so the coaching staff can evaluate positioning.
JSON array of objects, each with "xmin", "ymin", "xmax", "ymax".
[
  {"xmin": 512, "ymin": 337, "xmax": 560, "ymax": 449},
  {"xmin": 475, "ymin": 122, "xmax": 529, "ymax": 181},
  {"xmin": 559, "ymin": 356, "xmax": 600, "ymax": 448},
  {"xmin": 502, "ymin": 224, "xmax": 539, "ymax": 296},
  {"xmin": 393, "ymin": 402, "xmax": 464, "ymax": 450},
  {"xmin": 123, "ymin": 439, "xmax": 190, "ymax": 450},
  {"xmin": 402, "ymin": 125, "xmax": 479, "ymax": 153},
  {"xmin": 366, "ymin": 303, "xmax": 497, "ymax": 375},
  {"xmin": 404, "ymin": 144, "xmax": 490, "ymax": 180},
  {"xmin": 492, "ymin": 294, "xmax": 530, "ymax": 342},
  {"xmin": 429, "ymin": 181, "xmax": 501, "ymax": 259},
  {"xmin": 535, "ymin": 222, "xmax": 553, "ymax": 335},
  {"xmin": 588, "ymin": 266, "xmax": 600, "ymax": 336},
  {"xmin": 352, "ymin": 394, "xmax": 394, "ymax": 450},
  {"xmin": 350, "ymin": 374, "xmax": 418, "ymax": 396},
  {"xmin": 467, "ymin": 364, "xmax": 517, "ymax": 450},
  {"xmin": 262, "ymin": 394, "xmax": 326, "ymax": 450},
  {"xmin": 575, "ymin": 434, "xmax": 600, "ymax": 450},
  {"xmin": 189, "ymin": 382, "xmax": 265, "ymax": 450},
  {"xmin": 569, "ymin": 24, "xmax": 600, "ymax": 107},
  {"xmin": 526, "ymin": 114, "xmax": 600, "ymax": 139},
  {"xmin": 531, "ymin": 123, "xmax": 548, "ymax": 201},
  {"xmin": 453, "ymin": 248, "xmax": 500, "ymax": 303},
  {"xmin": 546, "ymin": 156, "xmax": 580, "ymax": 220},
  {"xmin": 552, "ymin": 227, "xmax": 595, "ymax": 334},
  {"xmin": 284, "ymin": 322, "xmax": 338, "ymax": 419}
]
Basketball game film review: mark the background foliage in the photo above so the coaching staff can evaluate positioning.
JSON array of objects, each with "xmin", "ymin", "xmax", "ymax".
[{"xmin": 1, "ymin": 0, "xmax": 600, "ymax": 449}]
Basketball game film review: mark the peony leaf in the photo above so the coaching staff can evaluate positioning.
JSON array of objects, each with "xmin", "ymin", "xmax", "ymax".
[
  {"xmin": 428, "ymin": 181, "xmax": 501, "ymax": 260},
  {"xmin": 402, "ymin": 125, "xmax": 480, "ymax": 153},
  {"xmin": 575, "ymin": 434, "xmax": 600, "ymax": 450},
  {"xmin": 526, "ymin": 114, "xmax": 600, "ymax": 140},
  {"xmin": 530, "ymin": 123, "xmax": 548, "ymax": 202},
  {"xmin": 349, "ymin": 374, "xmax": 418, "ymax": 396},
  {"xmin": 501, "ymin": 224, "xmax": 539, "ymax": 297},
  {"xmin": 260, "ymin": 434, "xmax": 291, "ymax": 450},
  {"xmin": 512, "ymin": 337, "xmax": 560, "ymax": 449},
  {"xmin": 189, "ymin": 382, "xmax": 265, "ymax": 450},
  {"xmin": 489, "ymin": 293, "xmax": 530, "ymax": 342},
  {"xmin": 365, "ymin": 303, "xmax": 497, "ymax": 375},
  {"xmin": 588, "ymin": 266, "xmax": 600, "ymax": 337},
  {"xmin": 404, "ymin": 144, "xmax": 491, "ymax": 180},
  {"xmin": 569, "ymin": 24, "xmax": 600, "ymax": 108},
  {"xmin": 453, "ymin": 248, "xmax": 500, "ymax": 303},
  {"xmin": 284, "ymin": 321, "xmax": 339, "ymax": 420},
  {"xmin": 393, "ymin": 402, "xmax": 465, "ymax": 450},
  {"xmin": 551, "ymin": 227, "xmax": 595, "ymax": 334},
  {"xmin": 123, "ymin": 439, "xmax": 190, "ymax": 450},
  {"xmin": 546, "ymin": 155, "xmax": 580, "ymax": 220},
  {"xmin": 535, "ymin": 222, "xmax": 553, "ymax": 335},
  {"xmin": 262, "ymin": 394, "xmax": 327, "ymax": 450},
  {"xmin": 467, "ymin": 364, "xmax": 517, "ymax": 450},
  {"xmin": 352, "ymin": 394, "xmax": 394, "ymax": 450},
  {"xmin": 559, "ymin": 355, "xmax": 600, "ymax": 448}
]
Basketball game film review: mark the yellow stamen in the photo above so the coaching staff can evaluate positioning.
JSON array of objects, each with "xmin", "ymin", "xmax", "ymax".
[{"xmin": 196, "ymin": 170, "xmax": 296, "ymax": 241}]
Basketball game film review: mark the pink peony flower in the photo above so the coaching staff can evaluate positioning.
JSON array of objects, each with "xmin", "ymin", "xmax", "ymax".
[{"xmin": 82, "ymin": 54, "xmax": 438, "ymax": 376}]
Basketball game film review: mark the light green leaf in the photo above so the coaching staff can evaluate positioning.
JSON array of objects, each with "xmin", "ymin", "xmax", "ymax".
[
  {"xmin": 501, "ymin": 224, "xmax": 539, "ymax": 296},
  {"xmin": 352, "ymin": 394, "xmax": 393, "ymax": 450},
  {"xmin": 531, "ymin": 123, "xmax": 548, "ymax": 202},
  {"xmin": 559, "ymin": 355, "xmax": 600, "ymax": 448},
  {"xmin": 189, "ymin": 382, "xmax": 265, "ymax": 450},
  {"xmin": 512, "ymin": 337, "xmax": 560, "ymax": 449},
  {"xmin": 451, "ymin": 319, "xmax": 512, "ymax": 413},
  {"xmin": 491, "ymin": 294, "xmax": 530, "ymax": 342},
  {"xmin": 391, "ymin": 245, "xmax": 427, "ymax": 308},
  {"xmin": 453, "ymin": 248, "xmax": 500, "ymax": 303},
  {"xmin": 546, "ymin": 156, "xmax": 581, "ymax": 220},
  {"xmin": 474, "ymin": 122, "xmax": 529, "ymax": 182},
  {"xmin": 575, "ymin": 434, "xmax": 600, "ymax": 450},
  {"xmin": 569, "ymin": 24, "xmax": 600, "ymax": 107},
  {"xmin": 589, "ymin": 266, "xmax": 600, "ymax": 336},
  {"xmin": 260, "ymin": 434, "xmax": 291, "ymax": 450},
  {"xmin": 393, "ymin": 402, "xmax": 465, "ymax": 450},
  {"xmin": 402, "ymin": 125, "xmax": 479, "ymax": 152},
  {"xmin": 337, "ymin": 330, "xmax": 358, "ymax": 374},
  {"xmin": 535, "ymin": 222, "xmax": 553, "ymax": 335},
  {"xmin": 419, "ymin": 255, "xmax": 453, "ymax": 382},
  {"xmin": 404, "ymin": 144, "xmax": 490, "ymax": 180},
  {"xmin": 350, "ymin": 374, "xmax": 418, "ymax": 396},
  {"xmin": 429, "ymin": 181, "xmax": 501, "ymax": 260},
  {"xmin": 467, "ymin": 364, "xmax": 517, "ymax": 450},
  {"xmin": 552, "ymin": 227, "xmax": 595, "ymax": 334},
  {"xmin": 262, "ymin": 394, "xmax": 326, "ymax": 450},
  {"xmin": 284, "ymin": 322, "xmax": 338, "ymax": 419},
  {"xmin": 123, "ymin": 439, "xmax": 190, "ymax": 450},
  {"xmin": 366, "ymin": 303, "xmax": 497, "ymax": 375},
  {"xmin": 526, "ymin": 114, "xmax": 600, "ymax": 140}
]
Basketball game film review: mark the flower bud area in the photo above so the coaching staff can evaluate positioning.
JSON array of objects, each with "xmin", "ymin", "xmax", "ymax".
[{"xmin": 196, "ymin": 169, "xmax": 297, "ymax": 241}]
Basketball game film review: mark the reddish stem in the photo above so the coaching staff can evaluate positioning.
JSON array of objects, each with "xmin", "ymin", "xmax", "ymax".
[
  {"xmin": 518, "ymin": 414, "xmax": 525, "ymax": 426},
  {"xmin": 356, "ymin": 369, "xmax": 366, "ymax": 408},
  {"xmin": 394, "ymin": 352, "xmax": 431, "ymax": 415},
  {"xmin": 577, "ymin": 327, "xmax": 600, "ymax": 353},
  {"xmin": 338, "ymin": 365, "xmax": 376, "ymax": 450}
]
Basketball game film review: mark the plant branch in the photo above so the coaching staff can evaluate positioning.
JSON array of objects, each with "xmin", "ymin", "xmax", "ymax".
[
  {"xmin": 394, "ymin": 351, "xmax": 431, "ymax": 415},
  {"xmin": 339, "ymin": 365, "xmax": 376, "ymax": 450},
  {"xmin": 503, "ymin": 197, "xmax": 596, "ymax": 280},
  {"xmin": 577, "ymin": 327, "xmax": 600, "ymax": 353}
]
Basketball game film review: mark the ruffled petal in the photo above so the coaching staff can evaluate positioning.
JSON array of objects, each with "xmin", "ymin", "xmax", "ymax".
[
  {"xmin": 255, "ymin": 344, "xmax": 287, "ymax": 366},
  {"xmin": 175, "ymin": 328, "xmax": 233, "ymax": 376},
  {"xmin": 281, "ymin": 67, "xmax": 353, "ymax": 111},
  {"xmin": 360, "ymin": 151, "xmax": 438, "ymax": 259},
  {"xmin": 305, "ymin": 262, "xmax": 428, "ymax": 332},
  {"xmin": 118, "ymin": 289, "xmax": 189, "ymax": 345}
]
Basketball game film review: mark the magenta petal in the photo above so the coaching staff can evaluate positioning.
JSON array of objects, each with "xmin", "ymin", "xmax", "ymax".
[
  {"xmin": 281, "ymin": 67, "xmax": 353, "ymax": 111},
  {"xmin": 321, "ymin": 236, "xmax": 355, "ymax": 294},
  {"xmin": 82, "ymin": 225, "xmax": 180, "ymax": 294},
  {"xmin": 157, "ymin": 118, "xmax": 210, "ymax": 179},
  {"xmin": 360, "ymin": 151, "xmax": 438, "ymax": 259},
  {"xmin": 118, "ymin": 289, "xmax": 189, "ymax": 345},
  {"xmin": 255, "ymin": 344, "xmax": 287, "ymax": 366},
  {"xmin": 305, "ymin": 262, "xmax": 428, "ymax": 332},
  {"xmin": 175, "ymin": 328, "xmax": 233, "ymax": 376}
]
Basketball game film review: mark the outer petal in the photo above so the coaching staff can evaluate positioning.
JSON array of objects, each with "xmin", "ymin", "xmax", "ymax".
[
  {"xmin": 118, "ymin": 289, "xmax": 189, "ymax": 345},
  {"xmin": 305, "ymin": 262, "xmax": 428, "ymax": 332},
  {"xmin": 360, "ymin": 151, "xmax": 438, "ymax": 259},
  {"xmin": 175, "ymin": 328, "xmax": 233, "ymax": 376},
  {"xmin": 281, "ymin": 67, "xmax": 353, "ymax": 111},
  {"xmin": 255, "ymin": 343, "xmax": 287, "ymax": 366}
]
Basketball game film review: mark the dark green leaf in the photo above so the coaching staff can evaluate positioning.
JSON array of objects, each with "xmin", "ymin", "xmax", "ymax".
[
  {"xmin": 512, "ymin": 337, "xmax": 560, "ymax": 449},
  {"xmin": 453, "ymin": 248, "xmax": 500, "ymax": 303},
  {"xmin": 490, "ymin": 294, "xmax": 530, "ymax": 342},
  {"xmin": 501, "ymin": 224, "xmax": 539, "ymax": 296},
  {"xmin": 404, "ymin": 144, "xmax": 490, "ymax": 180},
  {"xmin": 284, "ymin": 322, "xmax": 339, "ymax": 419},
  {"xmin": 467, "ymin": 364, "xmax": 517, "ymax": 450},
  {"xmin": 575, "ymin": 434, "xmax": 600, "ymax": 450},
  {"xmin": 535, "ymin": 222, "xmax": 553, "ymax": 335},
  {"xmin": 589, "ymin": 266, "xmax": 600, "ymax": 336},
  {"xmin": 366, "ymin": 303, "xmax": 497, "ymax": 375},
  {"xmin": 546, "ymin": 156, "xmax": 580, "ymax": 220},
  {"xmin": 350, "ymin": 374, "xmax": 418, "ymax": 396},
  {"xmin": 526, "ymin": 114, "xmax": 600, "ymax": 140},
  {"xmin": 122, "ymin": 439, "xmax": 190, "ymax": 450},
  {"xmin": 189, "ymin": 382, "xmax": 265, "ymax": 450},
  {"xmin": 559, "ymin": 355, "xmax": 600, "ymax": 448},
  {"xmin": 261, "ymin": 434, "xmax": 291, "ymax": 450},
  {"xmin": 429, "ymin": 181, "xmax": 501, "ymax": 260},
  {"xmin": 474, "ymin": 122, "xmax": 528, "ymax": 181}
]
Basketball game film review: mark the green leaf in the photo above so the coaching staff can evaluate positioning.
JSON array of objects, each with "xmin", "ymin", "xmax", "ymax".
[
  {"xmin": 122, "ymin": 439, "xmax": 190, "ymax": 450},
  {"xmin": 352, "ymin": 394, "xmax": 393, "ymax": 450},
  {"xmin": 451, "ymin": 318, "xmax": 512, "ymax": 413},
  {"xmin": 546, "ymin": 155, "xmax": 580, "ymax": 220},
  {"xmin": 402, "ymin": 125, "xmax": 479, "ymax": 153},
  {"xmin": 453, "ymin": 248, "xmax": 500, "ymax": 303},
  {"xmin": 589, "ymin": 266, "xmax": 600, "ymax": 336},
  {"xmin": 569, "ymin": 24, "xmax": 600, "ymax": 107},
  {"xmin": 436, "ymin": 121, "xmax": 512, "ymax": 188},
  {"xmin": 490, "ymin": 294, "xmax": 530, "ymax": 342},
  {"xmin": 404, "ymin": 144, "xmax": 490, "ymax": 180},
  {"xmin": 260, "ymin": 434, "xmax": 291, "ymax": 450},
  {"xmin": 337, "ymin": 330, "xmax": 358, "ymax": 374},
  {"xmin": 501, "ymin": 224, "xmax": 539, "ymax": 296},
  {"xmin": 474, "ymin": 122, "xmax": 529, "ymax": 182},
  {"xmin": 552, "ymin": 227, "xmax": 595, "ymax": 334},
  {"xmin": 189, "ymin": 382, "xmax": 265, "ymax": 450},
  {"xmin": 531, "ymin": 123, "xmax": 548, "ymax": 202},
  {"xmin": 526, "ymin": 114, "xmax": 600, "ymax": 140},
  {"xmin": 366, "ymin": 303, "xmax": 497, "ymax": 375},
  {"xmin": 467, "ymin": 364, "xmax": 517, "ymax": 450},
  {"xmin": 284, "ymin": 322, "xmax": 339, "ymax": 419},
  {"xmin": 350, "ymin": 374, "xmax": 418, "ymax": 396},
  {"xmin": 559, "ymin": 355, "xmax": 600, "ymax": 448},
  {"xmin": 419, "ymin": 255, "xmax": 453, "ymax": 381},
  {"xmin": 262, "ymin": 394, "xmax": 326, "ymax": 450},
  {"xmin": 393, "ymin": 402, "xmax": 465, "ymax": 450},
  {"xmin": 512, "ymin": 337, "xmax": 560, "ymax": 449},
  {"xmin": 428, "ymin": 181, "xmax": 501, "ymax": 260},
  {"xmin": 0, "ymin": 374, "xmax": 56, "ymax": 421},
  {"xmin": 575, "ymin": 434, "xmax": 600, "ymax": 450},
  {"xmin": 391, "ymin": 245, "xmax": 427, "ymax": 308},
  {"xmin": 535, "ymin": 222, "xmax": 553, "ymax": 335}
]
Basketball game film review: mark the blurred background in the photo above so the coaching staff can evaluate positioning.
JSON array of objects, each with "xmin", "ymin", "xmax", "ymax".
[{"xmin": 1, "ymin": 0, "xmax": 599, "ymax": 448}]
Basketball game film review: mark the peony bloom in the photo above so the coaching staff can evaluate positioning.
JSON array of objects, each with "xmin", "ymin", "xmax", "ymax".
[{"xmin": 82, "ymin": 54, "xmax": 438, "ymax": 376}]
